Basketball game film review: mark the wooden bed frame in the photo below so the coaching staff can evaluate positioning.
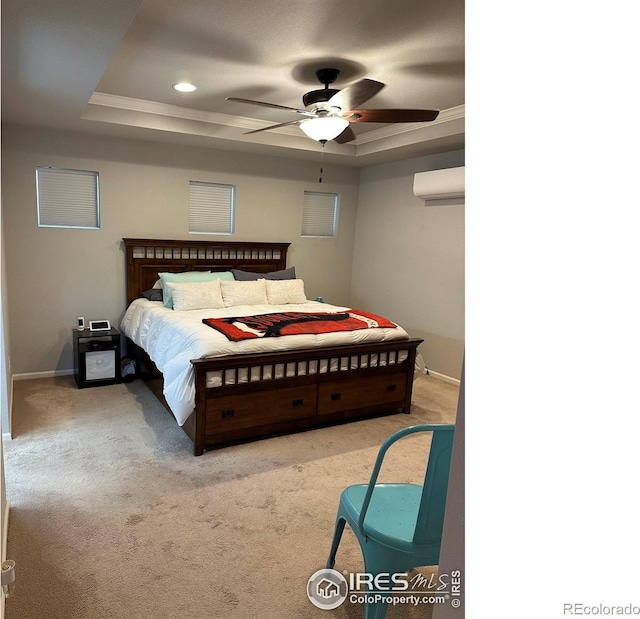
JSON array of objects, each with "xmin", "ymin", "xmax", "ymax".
[{"xmin": 123, "ymin": 238, "xmax": 423, "ymax": 455}]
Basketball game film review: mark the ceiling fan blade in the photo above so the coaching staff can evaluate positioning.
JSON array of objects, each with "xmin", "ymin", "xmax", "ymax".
[
  {"xmin": 327, "ymin": 79, "xmax": 385, "ymax": 112},
  {"xmin": 227, "ymin": 97, "xmax": 305, "ymax": 114},
  {"xmin": 333, "ymin": 126, "xmax": 356, "ymax": 144},
  {"xmin": 346, "ymin": 109, "xmax": 440, "ymax": 123},
  {"xmin": 244, "ymin": 120, "xmax": 301, "ymax": 135}
]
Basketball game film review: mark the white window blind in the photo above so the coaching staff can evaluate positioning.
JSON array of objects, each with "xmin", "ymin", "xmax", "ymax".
[
  {"xmin": 36, "ymin": 167, "xmax": 100, "ymax": 229},
  {"xmin": 302, "ymin": 191, "xmax": 339, "ymax": 237},
  {"xmin": 189, "ymin": 181, "xmax": 235, "ymax": 235}
]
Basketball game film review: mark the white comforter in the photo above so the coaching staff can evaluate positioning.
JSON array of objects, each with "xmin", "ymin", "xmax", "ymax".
[{"xmin": 120, "ymin": 299, "xmax": 409, "ymax": 425}]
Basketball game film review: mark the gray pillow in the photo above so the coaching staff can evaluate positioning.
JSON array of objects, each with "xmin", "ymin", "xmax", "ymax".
[
  {"xmin": 232, "ymin": 266, "xmax": 296, "ymax": 281},
  {"xmin": 141, "ymin": 288, "xmax": 163, "ymax": 302}
]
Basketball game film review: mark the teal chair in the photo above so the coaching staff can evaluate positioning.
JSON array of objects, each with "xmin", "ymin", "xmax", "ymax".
[{"xmin": 326, "ymin": 424, "xmax": 455, "ymax": 619}]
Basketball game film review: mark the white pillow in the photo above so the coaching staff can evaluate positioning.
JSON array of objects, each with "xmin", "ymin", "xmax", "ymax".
[
  {"xmin": 265, "ymin": 279, "xmax": 307, "ymax": 304},
  {"xmin": 165, "ymin": 279, "xmax": 224, "ymax": 311},
  {"xmin": 221, "ymin": 280, "xmax": 268, "ymax": 307}
]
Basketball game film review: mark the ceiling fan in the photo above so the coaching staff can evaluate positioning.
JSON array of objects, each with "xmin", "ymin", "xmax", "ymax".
[{"xmin": 227, "ymin": 68, "xmax": 440, "ymax": 144}]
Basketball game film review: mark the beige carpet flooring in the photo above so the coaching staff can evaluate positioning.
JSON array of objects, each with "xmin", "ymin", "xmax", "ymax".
[{"xmin": 4, "ymin": 374, "xmax": 459, "ymax": 619}]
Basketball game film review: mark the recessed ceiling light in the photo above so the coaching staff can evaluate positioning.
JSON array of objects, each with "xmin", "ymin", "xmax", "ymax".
[{"xmin": 172, "ymin": 82, "xmax": 197, "ymax": 93}]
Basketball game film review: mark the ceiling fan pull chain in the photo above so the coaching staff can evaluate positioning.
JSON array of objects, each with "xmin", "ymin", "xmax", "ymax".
[{"xmin": 319, "ymin": 141, "xmax": 326, "ymax": 183}]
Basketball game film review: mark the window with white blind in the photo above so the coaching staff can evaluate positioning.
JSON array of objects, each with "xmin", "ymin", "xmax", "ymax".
[
  {"xmin": 301, "ymin": 191, "xmax": 339, "ymax": 237},
  {"xmin": 189, "ymin": 181, "xmax": 235, "ymax": 235},
  {"xmin": 36, "ymin": 167, "xmax": 100, "ymax": 229}
]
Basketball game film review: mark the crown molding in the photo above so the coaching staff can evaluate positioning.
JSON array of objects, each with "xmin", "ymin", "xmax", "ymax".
[
  {"xmin": 354, "ymin": 105, "xmax": 465, "ymax": 145},
  {"xmin": 88, "ymin": 93, "xmax": 464, "ymax": 143},
  {"xmin": 84, "ymin": 92, "xmax": 464, "ymax": 161},
  {"xmin": 87, "ymin": 92, "xmax": 266, "ymax": 132}
]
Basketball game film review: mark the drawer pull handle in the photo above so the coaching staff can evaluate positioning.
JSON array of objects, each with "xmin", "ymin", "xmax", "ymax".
[
  {"xmin": 222, "ymin": 409, "xmax": 235, "ymax": 419},
  {"xmin": 386, "ymin": 384, "xmax": 397, "ymax": 392},
  {"xmin": 330, "ymin": 392, "xmax": 342, "ymax": 401},
  {"xmin": 292, "ymin": 399, "xmax": 304, "ymax": 407}
]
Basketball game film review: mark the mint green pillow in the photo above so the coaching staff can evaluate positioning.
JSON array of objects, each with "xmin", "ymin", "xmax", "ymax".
[{"xmin": 159, "ymin": 271, "xmax": 234, "ymax": 308}]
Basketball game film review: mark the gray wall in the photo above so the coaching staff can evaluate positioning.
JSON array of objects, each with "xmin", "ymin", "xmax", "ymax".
[
  {"xmin": 351, "ymin": 150, "xmax": 465, "ymax": 380},
  {"xmin": 1, "ymin": 122, "xmax": 10, "ymax": 562},
  {"xmin": 432, "ymin": 359, "xmax": 465, "ymax": 618},
  {"xmin": 1, "ymin": 125, "xmax": 360, "ymax": 375}
]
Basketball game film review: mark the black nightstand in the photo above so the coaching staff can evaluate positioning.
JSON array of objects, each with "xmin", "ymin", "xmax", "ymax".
[{"xmin": 73, "ymin": 328, "xmax": 122, "ymax": 388}]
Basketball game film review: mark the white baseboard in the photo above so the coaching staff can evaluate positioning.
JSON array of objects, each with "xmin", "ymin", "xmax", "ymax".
[
  {"xmin": 12, "ymin": 369, "xmax": 74, "ymax": 381},
  {"xmin": 426, "ymin": 369, "xmax": 461, "ymax": 386}
]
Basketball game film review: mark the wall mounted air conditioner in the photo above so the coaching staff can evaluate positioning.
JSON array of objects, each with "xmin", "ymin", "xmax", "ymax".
[{"xmin": 413, "ymin": 166, "xmax": 465, "ymax": 204}]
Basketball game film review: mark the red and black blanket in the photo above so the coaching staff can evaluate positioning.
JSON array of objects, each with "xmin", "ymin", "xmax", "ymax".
[{"xmin": 202, "ymin": 309, "xmax": 397, "ymax": 341}]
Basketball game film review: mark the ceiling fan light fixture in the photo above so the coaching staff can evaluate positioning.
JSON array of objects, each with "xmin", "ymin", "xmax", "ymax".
[
  {"xmin": 299, "ymin": 117, "xmax": 349, "ymax": 142},
  {"xmin": 172, "ymin": 82, "xmax": 197, "ymax": 93}
]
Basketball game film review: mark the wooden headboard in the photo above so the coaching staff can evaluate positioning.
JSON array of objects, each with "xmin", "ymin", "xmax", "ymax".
[{"xmin": 123, "ymin": 238, "xmax": 291, "ymax": 305}]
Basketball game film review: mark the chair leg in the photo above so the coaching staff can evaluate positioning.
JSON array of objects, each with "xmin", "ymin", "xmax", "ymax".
[
  {"xmin": 361, "ymin": 553, "xmax": 414, "ymax": 619},
  {"xmin": 326, "ymin": 516, "xmax": 347, "ymax": 569}
]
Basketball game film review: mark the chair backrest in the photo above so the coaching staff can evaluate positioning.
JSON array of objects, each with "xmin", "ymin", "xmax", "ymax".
[
  {"xmin": 358, "ymin": 424, "xmax": 455, "ymax": 547},
  {"xmin": 413, "ymin": 425, "xmax": 454, "ymax": 545}
]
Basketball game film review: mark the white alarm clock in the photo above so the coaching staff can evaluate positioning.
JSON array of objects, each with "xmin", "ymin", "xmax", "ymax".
[{"xmin": 89, "ymin": 320, "xmax": 111, "ymax": 332}]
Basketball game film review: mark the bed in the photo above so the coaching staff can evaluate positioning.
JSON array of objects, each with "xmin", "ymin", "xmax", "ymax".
[{"xmin": 121, "ymin": 238, "xmax": 423, "ymax": 455}]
